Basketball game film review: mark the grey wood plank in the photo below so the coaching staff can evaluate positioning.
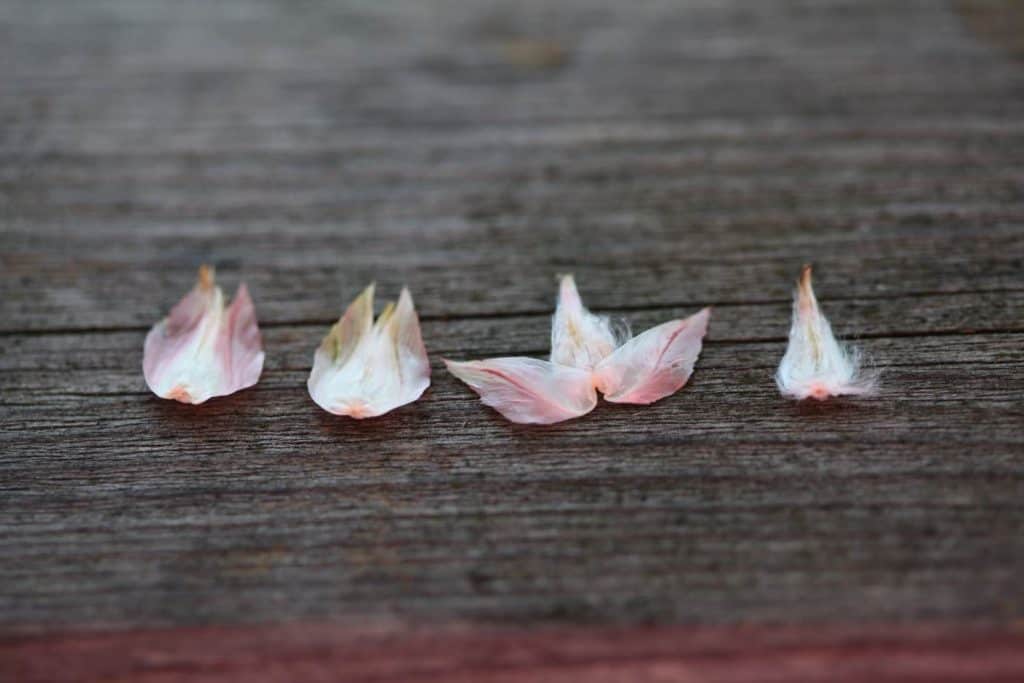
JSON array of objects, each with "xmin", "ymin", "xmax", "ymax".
[
  {"xmin": 1, "ymin": 0, "xmax": 1023, "ymax": 639},
  {"xmin": 2, "ymin": 228, "xmax": 1023, "ymax": 331},
  {"xmin": 3, "ymin": 313, "xmax": 1024, "ymax": 392}
]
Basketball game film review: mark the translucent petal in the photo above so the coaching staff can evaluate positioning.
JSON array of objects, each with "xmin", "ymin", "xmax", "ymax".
[
  {"xmin": 594, "ymin": 308, "xmax": 710, "ymax": 404},
  {"xmin": 444, "ymin": 357, "xmax": 597, "ymax": 424},
  {"xmin": 143, "ymin": 265, "xmax": 265, "ymax": 404},
  {"xmin": 549, "ymin": 275, "xmax": 626, "ymax": 371},
  {"xmin": 308, "ymin": 285, "xmax": 431, "ymax": 418},
  {"xmin": 775, "ymin": 265, "xmax": 878, "ymax": 400}
]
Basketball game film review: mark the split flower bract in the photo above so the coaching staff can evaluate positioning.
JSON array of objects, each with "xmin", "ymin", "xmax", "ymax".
[
  {"xmin": 143, "ymin": 265, "xmax": 265, "ymax": 404},
  {"xmin": 308, "ymin": 284, "xmax": 431, "ymax": 418},
  {"xmin": 445, "ymin": 276, "xmax": 711, "ymax": 424},
  {"xmin": 776, "ymin": 265, "xmax": 878, "ymax": 400}
]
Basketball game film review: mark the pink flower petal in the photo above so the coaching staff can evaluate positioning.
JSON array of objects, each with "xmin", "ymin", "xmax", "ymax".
[
  {"xmin": 308, "ymin": 285, "xmax": 430, "ymax": 418},
  {"xmin": 444, "ymin": 357, "xmax": 597, "ymax": 424},
  {"xmin": 594, "ymin": 308, "xmax": 710, "ymax": 404},
  {"xmin": 217, "ymin": 283, "xmax": 264, "ymax": 396},
  {"xmin": 143, "ymin": 266, "xmax": 265, "ymax": 404}
]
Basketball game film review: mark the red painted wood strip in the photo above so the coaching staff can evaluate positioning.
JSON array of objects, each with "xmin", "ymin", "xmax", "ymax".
[{"xmin": 4, "ymin": 621, "xmax": 1024, "ymax": 683}]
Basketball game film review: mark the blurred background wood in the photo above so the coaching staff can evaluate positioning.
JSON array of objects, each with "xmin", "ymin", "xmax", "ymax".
[{"xmin": 2, "ymin": 0, "xmax": 1023, "ymax": 679}]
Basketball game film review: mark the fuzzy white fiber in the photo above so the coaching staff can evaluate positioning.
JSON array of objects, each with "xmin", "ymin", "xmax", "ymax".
[{"xmin": 776, "ymin": 265, "xmax": 878, "ymax": 400}]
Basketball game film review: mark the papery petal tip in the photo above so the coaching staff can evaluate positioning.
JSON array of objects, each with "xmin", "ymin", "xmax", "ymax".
[{"xmin": 198, "ymin": 264, "xmax": 216, "ymax": 290}]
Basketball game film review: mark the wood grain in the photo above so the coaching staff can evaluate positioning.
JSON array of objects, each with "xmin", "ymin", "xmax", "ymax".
[{"xmin": 2, "ymin": 0, "xmax": 1024, "ymax": 675}]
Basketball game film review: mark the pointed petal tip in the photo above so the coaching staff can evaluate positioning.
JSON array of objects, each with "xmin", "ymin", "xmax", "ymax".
[
  {"xmin": 197, "ymin": 264, "xmax": 216, "ymax": 290},
  {"xmin": 343, "ymin": 283, "xmax": 376, "ymax": 318},
  {"xmin": 442, "ymin": 357, "xmax": 472, "ymax": 376},
  {"xmin": 233, "ymin": 281, "xmax": 253, "ymax": 303},
  {"xmin": 798, "ymin": 263, "xmax": 814, "ymax": 292},
  {"xmin": 557, "ymin": 273, "xmax": 581, "ymax": 301},
  {"xmin": 343, "ymin": 282, "xmax": 375, "ymax": 312},
  {"xmin": 663, "ymin": 307, "xmax": 710, "ymax": 339},
  {"xmin": 397, "ymin": 286, "xmax": 416, "ymax": 309},
  {"xmin": 796, "ymin": 264, "xmax": 819, "ymax": 314}
]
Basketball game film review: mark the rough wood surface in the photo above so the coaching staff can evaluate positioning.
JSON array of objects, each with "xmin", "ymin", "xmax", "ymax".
[{"xmin": 2, "ymin": 0, "xmax": 1024, "ymax": 676}]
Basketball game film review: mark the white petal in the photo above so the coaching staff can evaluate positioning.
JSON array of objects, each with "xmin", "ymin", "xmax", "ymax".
[
  {"xmin": 308, "ymin": 285, "xmax": 431, "ymax": 418},
  {"xmin": 549, "ymin": 275, "xmax": 627, "ymax": 370},
  {"xmin": 775, "ymin": 265, "xmax": 878, "ymax": 400},
  {"xmin": 143, "ymin": 265, "xmax": 265, "ymax": 404},
  {"xmin": 445, "ymin": 357, "xmax": 597, "ymax": 424},
  {"xmin": 595, "ymin": 308, "xmax": 710, "ymax": 404}
]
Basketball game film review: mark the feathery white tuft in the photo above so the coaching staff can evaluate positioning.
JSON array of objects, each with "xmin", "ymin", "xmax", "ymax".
[
  {"xmin": 550, "ymin": 275, "xmax": 628, "ymax": 370},
  {"xmin": 776, "ymin": 265, "xmax": 878, "ymax": 400}
]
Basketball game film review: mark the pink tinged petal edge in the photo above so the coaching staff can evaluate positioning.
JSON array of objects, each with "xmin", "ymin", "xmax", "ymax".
[
  {"xmin": 444, "ymin": 357, "xmax": 598, "ymax": 425},
  {"xmin": 143, "ymin": 267, "xmax": 264, "ymax": 404},
  {"xmin": 594, "ymin": 307, "xmax": 711, "ymax": 404},
  {"xmin": 217, "ymin": 283, "xmax": 266, "ymax": 395}
]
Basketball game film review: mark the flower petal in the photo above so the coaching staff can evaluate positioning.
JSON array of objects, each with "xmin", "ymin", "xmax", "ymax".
[
  {"xmin": 381, "ymin": 287, "xmax": 432, "ymax": 389},
  {"xmin": 143, "ymin": 265, "xmax": 265, "ymax": 404},
  {"xmin": 217, "ymin": 283, "xmax": 265, "ymax": 397},
  {"xmin": 320, "ymin": 283, "xmax": 375, "ymax": 368},
  {"xmin": 775, "ymin": 265, "xmax": 878, "ymax": 400},
  {"xmin": 308, "ymin": 285, "xmax": 431, "ymax": 418},
  {"xmin": 549, "ymin": 275, "xmax": 626, "ymax": 371},
  {"xmin": 594, "ymin": 308, "xmax": 710, "ymax": 404},
  {"xmin": 445, "ymin": 357, "xmax": 597, "ymax": 424}
]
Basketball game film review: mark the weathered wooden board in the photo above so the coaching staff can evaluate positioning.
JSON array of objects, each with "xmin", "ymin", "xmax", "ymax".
[{"xmin": 2, "ymin": 0, "xmax": 1024, "ymax": 676}]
